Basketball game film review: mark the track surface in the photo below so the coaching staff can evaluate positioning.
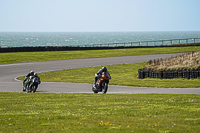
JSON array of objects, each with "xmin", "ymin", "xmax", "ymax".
[{"xmin": 0, "ymin": 53, "xmax": 199, "ymax": 94}]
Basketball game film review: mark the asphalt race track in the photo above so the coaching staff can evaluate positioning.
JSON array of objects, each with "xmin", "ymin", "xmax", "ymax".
[{"xmin": 0, "ymin": 53, "xmax": 200, "ymax": 94}]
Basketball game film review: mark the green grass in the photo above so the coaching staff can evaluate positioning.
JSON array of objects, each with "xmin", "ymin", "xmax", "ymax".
[
  {"xmin": 0, "ymin": 93, "xmax": 199, "ymax": 133},
  {"xmin": 1, "ymin": 46, "xmax": 200, "ymax": 64},
  {"xmin": 18, "ymin": 62, "xmax": 200, "ymax": 88},
  {"xmin": 2, "ymin": 47, "xmax": 200, "ymax": 132}
]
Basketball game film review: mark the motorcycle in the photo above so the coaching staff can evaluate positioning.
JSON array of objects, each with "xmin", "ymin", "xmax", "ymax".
[
  {"xmin": 92, "ymin": 72, "xmax": 110, "ymax": 94},
  {"xmin": 23, "ymin": 76, "xmax": 40, "ymax": 93}
]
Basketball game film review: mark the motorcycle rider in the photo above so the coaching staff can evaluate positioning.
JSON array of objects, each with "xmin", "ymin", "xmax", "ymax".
[
  {"xmin": 22, "ymin": 70, "xmax": 35, "ymax": 91},
  {"xmin": 33, "ymin": 73, "xmax": 41, "ymax": 85},
  {"xmin": 28, "ymin": 73, "xmax": 41, "ymax": 88},
  {"xmin": 94, "ymin": 67, "xmax": 111, "ymax": 87}
]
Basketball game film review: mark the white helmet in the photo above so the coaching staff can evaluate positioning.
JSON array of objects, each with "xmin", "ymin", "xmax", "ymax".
[{"xmin": 30, "ymin": 70, "xmax": 34, "ymax": 76}]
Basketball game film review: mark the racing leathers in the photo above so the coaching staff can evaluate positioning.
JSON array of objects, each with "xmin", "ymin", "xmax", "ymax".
[
  {"xmin": 22, "ymin": 70, "xmax": 35, "ymax": 91},
  {"xmin": 94, "ymin": 67, "xmax": 111, "ymax": 86}
]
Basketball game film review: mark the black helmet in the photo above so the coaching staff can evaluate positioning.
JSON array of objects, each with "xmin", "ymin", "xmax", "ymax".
[{"xmin": 102, "ymin": 67, "xmax": 107, "ymax": 72}]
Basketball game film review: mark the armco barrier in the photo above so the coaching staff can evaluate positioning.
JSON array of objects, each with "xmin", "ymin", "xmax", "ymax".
[
  {"xmin": 1, "ymin": 42, "xmax": 200, "ymax": 53},
  {"xmin": 0, "ymin": 46, "xmax": 135, "ymax": 53},
  {"xmin": 138, "ymin": 68, "xmax": 200, "ymax": 79}
]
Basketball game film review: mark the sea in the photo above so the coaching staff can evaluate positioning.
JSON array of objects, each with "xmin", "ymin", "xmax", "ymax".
[{"xmin": 0, "ymin": 31, "xmax": 200, "ymax": 48}]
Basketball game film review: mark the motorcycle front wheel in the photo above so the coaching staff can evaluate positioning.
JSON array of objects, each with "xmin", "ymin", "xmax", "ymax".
[
  {"xmin": 33, "ymin": 85, "xmax": 38, "ymax": 93},
  {"xmin": 102, "ymin": 82, "xmax": 108, "ymax": 94},
  {"xmin": 26, "ymin": 86, "xmax": 31, "ymax": 93}
]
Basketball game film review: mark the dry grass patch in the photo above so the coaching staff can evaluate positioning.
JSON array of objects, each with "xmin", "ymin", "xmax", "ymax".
[{"xmin": 146, "ymin": 51, "xmax": 200, "ymax": 71}]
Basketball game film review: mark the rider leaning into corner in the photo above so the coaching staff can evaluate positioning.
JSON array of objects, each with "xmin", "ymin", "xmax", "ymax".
[
  {"xmin": 94, "ymin": 67, "xmax": 111, "ymax": 87},
  {"xmin": 22, "ymin": 70, "xmax": 41, "ymax": 91},
  {"xmin": 23, "ymin": 70, "xmax": 35, "ymax": 84}
]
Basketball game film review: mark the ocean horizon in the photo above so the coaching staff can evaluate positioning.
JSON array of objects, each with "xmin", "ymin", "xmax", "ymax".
[{"xmin": 1, "ymin": 31, "xmax": 200, "ymax": 48}]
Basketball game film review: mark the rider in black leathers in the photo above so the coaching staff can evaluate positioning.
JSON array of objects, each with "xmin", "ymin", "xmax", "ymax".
[
  {"xmin": 32, "ymin": 73, "xmax": 41, "ymax": 84},
  {"xmin": 94, "ymin": 67, "xmax": 111, "ymax": 86},
  {"xmin": 28, "ymin": 72, "xmax": 41, "ymax": 87},
  {"xmin": 22, "ymin": 70, "xmax": 35, "ymax": 91}
]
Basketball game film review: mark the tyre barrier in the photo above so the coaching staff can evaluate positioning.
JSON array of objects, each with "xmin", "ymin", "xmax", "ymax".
[{"xmin": 138, "ymin": 68, "xmax": 200, "ymax": 79}]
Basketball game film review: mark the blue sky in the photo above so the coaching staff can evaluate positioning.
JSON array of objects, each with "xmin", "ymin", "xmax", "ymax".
[{"xmin": 0, "ymin": 0, "xmax": 200, "ymax": 32}]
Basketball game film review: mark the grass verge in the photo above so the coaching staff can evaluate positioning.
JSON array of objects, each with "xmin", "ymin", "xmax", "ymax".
[
  {"xmin": 1, "ymin": 46, "xmax": 200, "ymax": 64},
  {"xmin": 0, "ymin": 93, "xmax": 199, "ymax": 133},
  {"xmin": 18, "ymin": 62, "xmax": 200, "ymax": 88}
]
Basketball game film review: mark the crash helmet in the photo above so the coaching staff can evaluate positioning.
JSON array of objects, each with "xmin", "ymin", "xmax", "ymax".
[
  {"xmin": 34, "ymin": 73, "xmax": 38, "ymax": 77},
  {"xmin": 102, "ymin": 67, "xmax": 107, "ymax": 72},
  {"xmin": 30, "ymin": 70, "xmax": 34, "ymax": 76}
]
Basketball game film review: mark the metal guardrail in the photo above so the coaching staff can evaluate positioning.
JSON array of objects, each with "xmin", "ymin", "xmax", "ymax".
[
  {"xmin": 76, "ymin": 38, "xmax": 200, "ymax": 47},
  {"xmin": 1, "ymin": 38, "xmax": 200, "ymax": 53}
]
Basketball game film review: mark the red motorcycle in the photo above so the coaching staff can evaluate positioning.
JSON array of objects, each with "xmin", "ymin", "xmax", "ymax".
[{"xmin": 92, "ymin": 72, "xmax": 110, "ymax": 94}]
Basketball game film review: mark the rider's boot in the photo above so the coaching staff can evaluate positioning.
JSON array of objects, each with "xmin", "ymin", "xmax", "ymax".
[
  {"xmin": 93, "ymin": 81, "xmax": 96, "ymax": 88},
  {"xmin": 93, "ymin": 79, "xmax": 98, "ymax": 89}
]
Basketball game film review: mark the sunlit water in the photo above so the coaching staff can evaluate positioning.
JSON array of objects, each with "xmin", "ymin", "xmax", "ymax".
[{"xmin": 0, "ymin": 31, "xmax": 200, "ymax": 47}]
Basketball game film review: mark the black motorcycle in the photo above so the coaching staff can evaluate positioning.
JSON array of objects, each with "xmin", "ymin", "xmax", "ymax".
[{"xmin": 23, "ymin": 76, "xmax": 40, "ymax": 93}]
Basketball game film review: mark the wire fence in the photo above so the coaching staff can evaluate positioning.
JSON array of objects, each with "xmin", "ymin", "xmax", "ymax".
[{"xmin": 77, "ymin": 38, "xmax": 200, "ymax": 47}]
